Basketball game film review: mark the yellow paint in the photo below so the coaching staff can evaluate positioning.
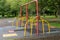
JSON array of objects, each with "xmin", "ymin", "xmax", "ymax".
[
  {"xmin": 24, "ymin": 24, "xmax": 27, "ymax": 37},
  {"xmin": 19, "ymin": 17, "xmax": 22, "ymax": 20},
  {"xmin": 24, "ymin": 21, "xmax": 29, "ymax": 37},
  {"xmin": 40, "ymin": 17, "xmax": 50, "ymax": 34},
  {"xmin": 42, "ymin": 19, "xmax": 45, "ymax": 34},
  {"xmin": 30, "ymin": 22, "xmax": 33, "ymax": 36},
  {"xmin": 21, "ymin": 17, "xmax": 25, "ymax": 26},
  {"xmin": 45, "ymin": 20, "xmax": 50, "ymax": 33},
  {"xmin": 24, "ymin": 21, "xmax": 28, "ymax": 37},
  {"xmin": 29, "ymin": 17, "xmax": 35, "ymax": 36},
  {"xmin": 16, "ymin": 20, "xmax": 18, "ymax": 29},
  {"xmin": 47, "ymin": 22, "xmax": 50, "ymax": 33},
  {"xmin": 3, "ymin": 33, "xmax": 17, "ymax": 37}
]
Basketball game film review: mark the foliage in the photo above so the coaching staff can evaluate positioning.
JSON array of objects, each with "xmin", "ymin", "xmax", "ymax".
[
  {"xmin": 39, "ymin": 0, "xmax": 60, "ymax": 17},
  {"xmin": 0, "ymin": 0, "xmax": 60, "ymax": 18}
]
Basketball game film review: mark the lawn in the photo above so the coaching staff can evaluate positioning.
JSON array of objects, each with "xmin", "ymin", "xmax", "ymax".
[
  {"xmin": 41, "ymin": 15, "xmax": 56, "ymax": 19},
  {"xmin": 50, "ymin": 22, "xmax": 60, "ymax": 28},
  {"xmin": 41, "ymin": 16, "xmax": 60, "ymax": 28}
]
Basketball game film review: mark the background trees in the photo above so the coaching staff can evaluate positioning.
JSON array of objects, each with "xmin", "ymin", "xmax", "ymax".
[
  {"xmin": 39, "ymin": 0, "xmax": 60, "ymax": 17},
  {"xmin": 0, "ymin": 0, "xmax": 60, "ymax": 18}
]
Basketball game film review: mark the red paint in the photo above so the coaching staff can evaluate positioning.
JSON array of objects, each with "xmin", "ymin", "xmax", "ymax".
[
  {"xmin": 20, "ymin": 0, "xmax": 39, "ymax": 36},
  {"xmin": 8, "ymin": 30, "xmax": 14, "ymax": 33},
  {"xmin": 35, "ymin": 0, "xmax": 39, "ymax": 36},
  {"xmin": 20, "ymin": 6, "xmax": 22, "ymax": 26},
  {"xmin": 20, "ymin": 6, "xmax": 22, "ymax": 17},
  {"xmin": 26, "ymin": 4, "xmax": 28, "ymax": 28}
]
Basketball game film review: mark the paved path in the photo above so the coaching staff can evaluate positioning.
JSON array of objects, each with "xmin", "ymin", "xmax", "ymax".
[
  {"xmin": 0, "ymin": 26, "xmax": 60, "ymax": 40},
  {"xmin": 0, "ymin": 18, "xmax": 60, "ymax": 40},
  {"xmin": 0, "ymin": 18, "xmax": 16, "ymax": 27}
]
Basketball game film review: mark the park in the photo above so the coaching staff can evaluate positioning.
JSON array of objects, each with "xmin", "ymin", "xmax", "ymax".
[{"xmin": 0, "ymin": 0, "xmax": 60, "ymax": 40}]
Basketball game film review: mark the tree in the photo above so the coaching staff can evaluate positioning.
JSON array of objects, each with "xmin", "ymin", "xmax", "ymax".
[{"xmin": 0, "ymin": 0, "xmax": 6, "ymax": 17}]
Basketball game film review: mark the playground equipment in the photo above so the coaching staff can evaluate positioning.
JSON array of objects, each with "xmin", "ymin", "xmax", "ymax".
[
  {"xmin": 9, "ymin": 0, "xmax": 51, "ymax": 37},
  {"xmin": 19, "ymin": 0, "xmax": 40, "ymax": 36},
  {"xmin": 14, "ymin": 0, "xmax": 51, "ymax": 37},
  {"xmin": 0, "ymin": 0, "xmax": 60, "ymax": 40},
  {"xmin": 23, "ymin": 17, "xmax": 51, "ymax": 36}
]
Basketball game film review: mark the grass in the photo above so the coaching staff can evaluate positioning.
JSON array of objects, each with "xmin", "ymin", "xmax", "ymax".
[
  {"xmin": 41, "ymin": 16, "xmax": 60, "ymax": 28},
  {"xmin": 41, "ymin": 15, "xmax": 60, "ymax": 19},
  {"xmin": 41, "ymin": 15, "xmax": 56, "ymax": 18},
  {"xmin": 50, "ymin": 22, "xmax": 60, "ymax": 28}
]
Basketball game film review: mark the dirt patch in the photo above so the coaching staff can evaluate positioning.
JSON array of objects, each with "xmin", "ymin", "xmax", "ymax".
[{"xmin": 51, "ymin": 26, "xmax": 56, "ymax": 28}]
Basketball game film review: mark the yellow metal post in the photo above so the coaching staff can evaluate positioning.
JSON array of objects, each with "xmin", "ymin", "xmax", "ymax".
[
  {"xmin": 30, "ymin": 17, "xmax": 34, "ymax": 36},
  {"xmin": 24, "ymin": 24, "xmax": 26, "ymax": 36},
  {"xmin": 39, "ymin": 17, "xmax": 51, "ymax": 34},
  {"xmin": 24, "ymin": 21, "xmax": 28, "ymax": 37},
  {"xmin": 30, "ymin": 21, "xmax": 33, "ymax": 36},
  {"xmin": 48, "ymin": 23, "xmax": 50, "ymax": 33},
  {"xmin": 21, "ymin": 17, "xmax": 25, "ymax": 27},
  {"xmin": 45, "ymin": 20, "xmax": 50, "ymax": 33},
  {"xmin": 16, "ymin": 19, "xmax": 18, "ymax": 29},
  {"xmin": 42, "ymin": 19, "xmax": 45, "ymax": 34}
]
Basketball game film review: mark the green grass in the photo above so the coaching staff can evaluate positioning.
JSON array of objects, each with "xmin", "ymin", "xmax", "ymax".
[
  {"xmin": 41, "ymin": 15, "xmax": 56, "ymax": 18},
  {"xmin": 41, "ymin": 15, "xmax": 60, "ymax": 19},
  {"xmin": 50, "ymin": 22, "xmax": 60, "ymax": 28},
  {"xmin": 41, "ymin": 16, "xmax": 60, "ymax": 28}
]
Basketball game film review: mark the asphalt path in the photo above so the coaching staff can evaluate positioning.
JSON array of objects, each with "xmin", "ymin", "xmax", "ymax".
[
  {"xmin": 0, "ymin": 18, "xmax": 60, "ymax": 40},
  {"xmin": 0, "ymin": 18, "xmax": 16, "ymax": 27},
  {"xmin": 0, "ymin": 26, "xmax": 60, "ymax": 40}
]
